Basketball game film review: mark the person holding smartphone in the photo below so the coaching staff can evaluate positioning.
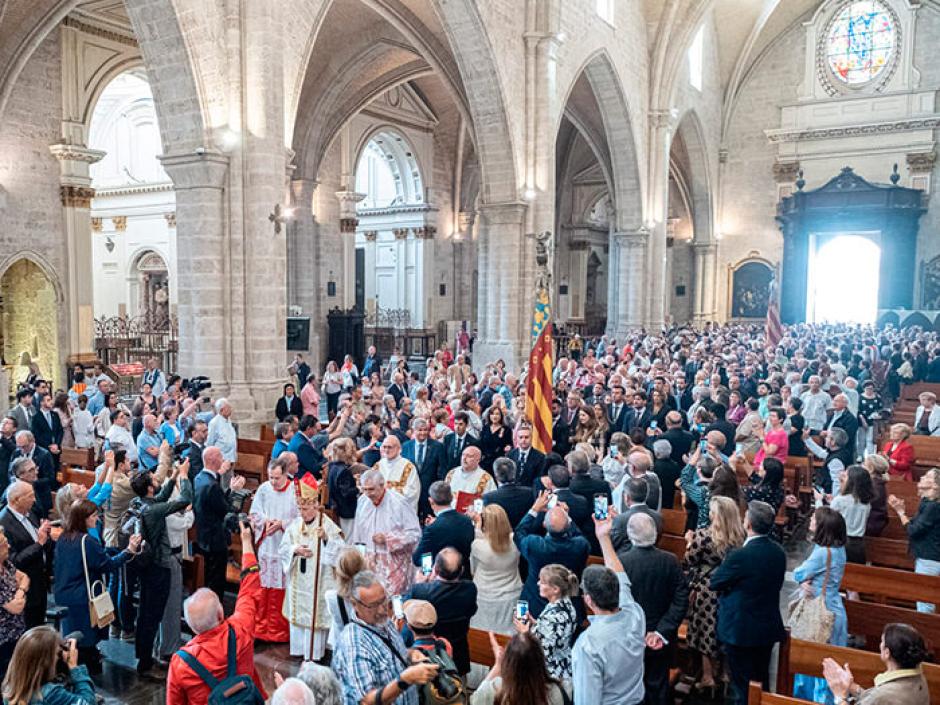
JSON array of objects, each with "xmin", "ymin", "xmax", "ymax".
[{"xmin": 1, "ymin": 625, "xmax": 98, "ymax": 705}]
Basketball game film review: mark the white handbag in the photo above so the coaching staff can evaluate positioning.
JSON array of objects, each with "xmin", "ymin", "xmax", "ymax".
[{"xmin": 81, "ymin": 535, "xmax": 116, "ymax": 629}]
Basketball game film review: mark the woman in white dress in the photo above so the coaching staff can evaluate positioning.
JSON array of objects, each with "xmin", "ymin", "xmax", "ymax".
[{"xmin": 469, "ymin": 504, "xmax": 521, "ymax": 635}]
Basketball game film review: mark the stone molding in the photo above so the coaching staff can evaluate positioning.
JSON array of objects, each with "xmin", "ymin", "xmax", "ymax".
[
  {"xmin": 164, "ymin": 212, "xmax": 177, "ymax": 228},
  {"xmin": 773, "ymin": 160, "xmax": 802, "ymax": 183},
  {"xmin": 62, "ymin": 15, "xmax": 137, "ymax": 47},
  {"xmin": 907, "ymin": 151, "xmax": 937, "ymax": 174},
  {"xmin": 49, "ymin": 143, "xmax": 106, "ymax": 164},
  {"xmin": 613, "ymin": 228, "xmax": 648, "ymax": 248},
  {"xmin": 111, "ymin": 216, "xmax": 127, "ymax": 231},
  {"xmin": 60, "ymin": 185, "xmax": 96, "ymax": 208},
  {"xmin": 339, "ymin": 218, "xmax": 359, "ymax": 234},
  {"xmin": 363, "ymin": 230, "xmax": 378, "ymax": 242},
  {"xmin": 159, "ymin": 151, "xmax": 230, "ymax": 190},
  {"xmin": 358, "ymin": 204, "xmax": 434, "ymax": 217},
  {"xmin": 393, "ymin": 228, "xmax": 409, "ymax": 240},
  {"xmin": 412, "ymin": 226, "xmax": 436, "ymax": 239},
  {"xmin": 765, "ymin": 116, "xmax": 940, "ymax": 144},
  {"xmin": 96, "ymin": 182, "xmax": 174, "ymax": 197},
  {"xmin": 477, "ymin": 201, "xmax": 527, "ymax": 226}
]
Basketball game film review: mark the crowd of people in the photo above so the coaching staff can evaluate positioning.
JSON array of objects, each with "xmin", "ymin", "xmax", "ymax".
[{"xmin": 0, "ymin": 325, "xmax": 937, "ymax": 705}]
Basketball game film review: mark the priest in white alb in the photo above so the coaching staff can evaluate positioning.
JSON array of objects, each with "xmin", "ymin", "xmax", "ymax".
[
  {"xmin": 372, "ymin": 435, "xmax": 420, "ymax": 511},
  {"xmin": 445, "ymin": 446, "xmax": 496, "ymax": 513},
  {"xmin": 248, "ymin": 453, "xmax": 300, "ymax": 642},
  {"xmin": 279, "ymin": 473, "xmax": 344, "ymax": 660},
  {"xmin": 348, "ymin": 468, "xmax": 421, "ymax": 596}
]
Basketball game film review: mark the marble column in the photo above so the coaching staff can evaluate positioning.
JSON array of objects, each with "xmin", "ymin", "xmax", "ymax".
[
  {"xmin": 474, "ymin": 202, "xmax": 531, "ymax": 370},
  {"xmin": 611, "ymin": 228, "xmax": 649, "ymax": 338},
  {"xmin": 646, "ymin": 110, "xmax": 675, "ymax": 329},
  {"xmin": 692, "ymin": 241, "xmax": 718, "ymax": 325},
  {"xmin": 49, "ymin": 144, "xmax": 104, "ymax": 363}
]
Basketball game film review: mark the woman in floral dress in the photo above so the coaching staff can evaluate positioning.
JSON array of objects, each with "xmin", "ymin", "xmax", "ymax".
[
  {"xmin": 513, "ymin": 564, "xmax": 579, "ymax": 684},
  {"xmin": 683, "ymin": 496, "xmax": 745, "ymax": 696}
]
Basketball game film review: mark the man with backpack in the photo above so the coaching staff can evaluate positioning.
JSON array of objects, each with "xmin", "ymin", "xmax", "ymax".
[
  {"xmin": 166, "ymin": 519, "xmax": 266, "ymax": 704},
  {"xmin": 402, "ymin": 599, "xmax": 465, "ymax": 705},
  {"xmin": 129, "ymin": 453, "xmax": 194, "ymax": 678}
]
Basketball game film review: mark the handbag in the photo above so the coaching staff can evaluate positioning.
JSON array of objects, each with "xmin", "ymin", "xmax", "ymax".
[
  {"xmin": 786, "ymin": 547, "xmax": 834, "ymax": 643},
  {"xmin": 81, "ymin": 535, "xmax": 116, "ymax": 629}
]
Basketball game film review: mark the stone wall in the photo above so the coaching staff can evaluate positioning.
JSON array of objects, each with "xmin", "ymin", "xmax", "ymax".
[{"xmin": 1, "ymin": 260, "xmax": 60, "ymax": 388}]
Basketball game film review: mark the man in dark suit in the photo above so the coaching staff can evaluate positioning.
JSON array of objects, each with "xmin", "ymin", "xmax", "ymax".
[
  {"xmin": 0, "ymin": 417, "xmax": 16, "ymax": 498},
  {"xmin": 710, "ymin": 501, "xmax": 786, "ymax": 705},
  {"xmin": 630, "ymin": 392, "xmax": 652, "ymax": 431},
  {"xmin": 361, "ymin": 345, "xmax": 382, "ymax": 380},
  {"xmin": 610, "ymin": 477, "xmax": 663, "ymax": 551},
  {"xmin": 193, "ymin": 446, "xmax": 246, "ymax": 601},
  {"xmin": 31, "ymin": 392, "xmax": 61, "ymax": 448},
  {"xmin": 9, "ymin": 431, "xmax": 56, "ymax": 517},
  {"xmin": 482, "ymin": 457, "xmax": 534, "ymax": 529},
  {"xmin": 412, "ymin": 482, "xmax": 474, "ymax": 578},
  {"xmin": 507, "ymin": 425, "xmax": 545, "ymax": 487},
  {"xmin": 659, "ymin": 411, "xmax": 693, "ymax": 465},
  {"xmin": 671, "ymin": 374, "xmax": 694, "ymax": 414},
  {"xmin": 441, "ymin": 412, "xmax": 478, "ymax": 472},
  {"xmin": 543, "ymin": 464, "xmax": 590, "ymax": 542},
  {"xmin": 9, "ymin": 389, "xmax": 35, "ymax": 433},
  {"xmin": 406, "ymin": 548, "xmax": 478, "ymax": 676},
  {"xmin": 550, "ymin": 399, "xmax": 571, "ymax": 457},
  {"xmin": 402, "ymin": 418, "xmax": 447, "ymax": 519},
  {"xmin": 0, "ymin": 480, "xmax": 53, "ymax": 628},
  {"xmin": 823, "ymin": 394, "xmax": 859, "ymax": 459},
  {"xmin": 185, "ymin": 419, "xmax": 208, "ymax": 474},
  {"xmin": 274, "ymin": 383, "xmax": 303, "ymax": 422},
  {"xmin": 618, "ymin": 512, "xmax": 688, "ymax": 705},
  {"xmin": 287, "ymin": 415, "xmax": 326, "ymax": 479},
  {"xmin": 606, "ymin": 384, "xmax": 631, "ymax": 438},
  {"xmin": 704, "ymin": 403, "xmax": 736, "ymax": 458},
  {"xmin": 388, "ymin": 372, "xmax": 408, "ymax": 408}
]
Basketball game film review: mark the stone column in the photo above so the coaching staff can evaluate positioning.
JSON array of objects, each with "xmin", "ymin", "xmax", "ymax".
[
  {"xmin": 49, "ymin": 144, "xmax": 105, "ymax": 364},
  {"xmin": 474, "ymin": 202, "xmax": 531, "ymax": 370},
  {"xmin": 692, "ymin": 241, "xmax": 718, "ymax": 325},
  {"xmin": 289, "ymin": 178, "xmax": 319, "ymax": 362},
  {"xmin": 159, "ymin": 151, "xmax": 230, "ymax": 387},
  {"xmin": 611, "ymin": 229, "xmax": 649, "ymax": 338},
  {"xmin": 454, "ymin": 211, "xmax": 476, "ymax": 322},
  {"xmin": 336, "ymin": 191, "xmax": 365, "ymax": 310},
  {"xmin": 646, "ymin": 110, "xmax": 675, "ymax": 329}
]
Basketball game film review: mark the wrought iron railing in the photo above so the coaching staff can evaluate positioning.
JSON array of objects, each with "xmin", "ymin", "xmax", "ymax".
[{"xmin": 94, "ymin": 314, "xmax": 179, "ymax": 382}]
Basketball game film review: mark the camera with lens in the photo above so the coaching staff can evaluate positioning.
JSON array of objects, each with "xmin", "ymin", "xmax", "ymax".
[
  {"xmin": 183, "ymin": 375, "xmax": 212, "ymax": 400},
  {"xmin": 223, "ymin": 487, "xmax": 253, "ymax": 535},
  {"xmin": 223, "ymin": 511, "xmax": 249, "ymax": 535}
]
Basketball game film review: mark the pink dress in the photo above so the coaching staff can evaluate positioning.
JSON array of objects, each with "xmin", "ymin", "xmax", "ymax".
[{"xmin": 754, "ymin": 428, "xmax": 788, "ymax": 466}]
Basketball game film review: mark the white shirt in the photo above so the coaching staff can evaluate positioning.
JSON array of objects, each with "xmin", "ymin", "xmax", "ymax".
[
  {"xmin": 207, "ymin": 414, "xmax": 237, "ymax": 462},
  {"xmin": 72, "ymin": 409, "xmax": 95, "ymax": 448},
  {"xmin": 105, "ymin": 424, "xmax": 138, "ymax": 462}
]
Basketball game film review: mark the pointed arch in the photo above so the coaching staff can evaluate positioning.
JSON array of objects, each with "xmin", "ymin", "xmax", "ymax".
[{"xmin": 674, "ymin": 109, "xmax": 715, "ymax": 243}]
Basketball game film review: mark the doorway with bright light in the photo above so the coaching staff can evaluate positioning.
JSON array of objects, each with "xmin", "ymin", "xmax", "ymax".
[{"xmin": 806, "ymin": 233, "xmax": 881, "ymax": 324}]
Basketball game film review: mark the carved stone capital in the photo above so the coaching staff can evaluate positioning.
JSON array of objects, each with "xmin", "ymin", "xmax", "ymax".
[
  {"xmin": 335, "ymin": 190, "xmax": 366, "ymax": 220},
  {"xmin": 773, "ymin": 160, "xmax": 802, "ymax": 183},
  {"xmin": 393, "ymin": 228, "xmax": 410, "ymax": 240},
  {"xmin": 363, "ymin": 230, "xmax": 378, "ymax": 242},
  {"xmin": 164, "ymin": 212, "xmax": 177, "ymax": 228},
  {"xmin": 907, "ymin": 151, "xmax": 936, "ymax": 174},
  {"xmin": 339, "ymin": 217, "xmax": 359, "ymax": 234},
  {"xmin": 91, "ymin": 217, "xmax": 103, "ymax": 232},
  {"xmin": 112, "ymin": 216, "xmax": 127, "ymax": 232},
  {"xmin": 649, "ymin": 109, "xmax": 678, "ymax": 131},
  {"xmin": 613, "ymin": 228, "xmax": 648, "ymax": 249},
  {"xmin": 49, "ymin": 143, "xmax": 106, "ymax": 165},
  {"xmin": 412, "ymin": 226, "xmax": 436, "ymax": 240},
  {"xmin": 60, "ymin": 185, "xmax": 95, "ymax": 208}
]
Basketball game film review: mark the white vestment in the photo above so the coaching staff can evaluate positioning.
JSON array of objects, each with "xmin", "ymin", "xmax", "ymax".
[
  {"xmin": 446, "ymin": 466, "xmax": 496, "ymax": 499},
  {"xmin": 348, "ymin": 491, "xmax": 421, "ymax": 596},
  {"xmin": 249, "ymin": 480, "xmax": 300, "ymax": 589},
  {"xmin": 374, "ymin": 455, "xmax": 420, "ymax": 511},
  {"xmin": 279, "ymin": 514, "xmax": 344, "ymax": 659}
]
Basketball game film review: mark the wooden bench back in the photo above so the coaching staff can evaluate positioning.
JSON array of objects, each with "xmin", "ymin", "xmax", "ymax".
[
  {"xmin": 842, "ymin": 563, "xmax": 940, "ymax": 604},
  {"xmin": 661, "ymin": 508, "xmax": 686, "ymax": 536},
  {"xmin": 864, "ymin": 536, "xmax": 914, "ymax": 570},
  {"xmin": 900, "ymin": 383, "xmax": 940, "ymax": 403},
  {"xmin": 234, "ymin": 452, "xmax": 266, "ymax": 487},
  {"xmin": 260, "ymin": 425, "xmax": 276, "ymax": 443},
  {"xmin": 747, "ymin": 684, "xmax": 812, "ymax": 705},
  {"xmin": 59, "ymin": 446, "xmax": 94, "ymax": 473},
  {"xmin": 844, "ymin": 600, "xmax": 940, "ymax": 653},
  {"xmin": 468, "ymin": 628, "xmax": 508, "ymax": 668},
  {"xmin": 777, "ymin": 635, "xmax": 940, "ymax": 699}
]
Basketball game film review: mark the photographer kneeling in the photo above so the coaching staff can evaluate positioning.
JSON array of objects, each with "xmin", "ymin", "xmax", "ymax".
[
  {"xmin": 193, "ymin": 447, "xmax": 247, "ymax": 602},
  {"xmin": 129, "ymin": 454, "xmax": 193, "ymax": 679},
  {"xmin": 1, "ymin": 626, "xmax": 97, "ymax": 705}
]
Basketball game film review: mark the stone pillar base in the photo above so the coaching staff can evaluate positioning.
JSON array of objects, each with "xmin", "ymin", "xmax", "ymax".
[{"xmin": 472, "ymin": 339, "xmax": 526, "ymax": 374}]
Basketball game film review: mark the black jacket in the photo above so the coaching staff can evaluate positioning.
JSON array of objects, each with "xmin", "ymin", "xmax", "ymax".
[
  {"xmin": 610, "ymin": 504, "xmax": 663, "ymax": 552},
  {"xmin": 710, "ymin": 535, "xmax": 786, "ymax": 647},
  {"xmin": 551, "ymin": 417, "xmax": 571, "ymax": 457},
  {"xmin": 0, "ymin": 506, "xmax": 51, "ymax": 613},
  {"xmin": 660, "ymin": 428, "xmax": 693, "ymax": 465},
  {"xmin": 825, "ymin": 410, "xmax": 859, "ymax": 457},
  {"xmin": 31, "ymin": 410, "xmax": 63, "ymax": 451},
  {"xmin": 406, "ymin": 579, "xmax": 478, "ymax": 674},
  {"xmin": 412, "ymin": 509, "xmax": 474, "ymax": 578},
  {"xmin": 508, "ymin": 447, "xmax": 545, "ymax": 487},
  {"xmin": 0, "ymin": 437, "xmax": 15, "ymax": 497},
  {"xmin": 186, "ymin": 440, "xmax": 205, "ymax": 475},
  {"xmin": 653, "ymin": 459, "xmax": 681, "ymax": 509},
  {"xmin": 402, "ymin": 439, "xmax": 448, "ymax": 518},
  {"xmin": 618, "ymin": 545, "xmax": 688, "ymax": 641},
  {"xmin": 442, "ymin": 433, "xmax": 478, "ymax": 473},
  {"xmin": 908, "ymin": 498, "xmax": 940, "ymax": 562},
  {"xmin": 8, "ymin": 447, "xmax": 56, "ymax": 517},
  {"xmin": 482, "ymin": 483, "xmax": 534, "ymax": 529},
  {"xmin": 275, "ymin": 396, "xmax": 303, "ymax": 422},
  {"xmin": 705, "ymin": 419, "xmax": 737, "ymax": 457},
  {"xmin": 193, "ymin": 470, "xmax": 233, "ymax": 554},
  {"xmin": 327, "ymin": 461, "xmax": 359, "ymax": 519}
]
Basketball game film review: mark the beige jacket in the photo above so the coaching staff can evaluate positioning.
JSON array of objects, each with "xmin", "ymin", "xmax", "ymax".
[{"xmin": 859, "ymin": 670, "xmax": 929, "ymax": 705}]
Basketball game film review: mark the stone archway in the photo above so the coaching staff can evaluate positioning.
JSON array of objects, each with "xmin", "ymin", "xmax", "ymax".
[
  {"xmin": 0, "ymin": 259, "xmax": 61, "ymax": 394},
  {"xmin": 130, "ymin": 250, "xmax": 171, "ymax": 329}
]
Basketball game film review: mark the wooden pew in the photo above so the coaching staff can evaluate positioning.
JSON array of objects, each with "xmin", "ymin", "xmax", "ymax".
[
  {"xmin": 260, "ymin": 425, "xmax": 276, "ymax": 443},
  {"xmin": 864, "ymin": 536, "xmax": 914, "ymax": 570},
  {"xmin": 468, "ymin": 627, "xmax": 509, "ymax": 668},
  {"xmin": 900, "ymin": 383, "xmax": 940, "ymax": 403},
  {"xmin": 776, "ymin": 635, "xmax": 940, "ymax": 700},
  {"xmin": 747, "ymin": 684, "xmax": 812, "ymax": 705},
  {"xmin": 234, "ymin": 452, "xmax": 266, "ymax": 488},
  {"xmin": 60, "ymin": 467, "xmax": 96, "ymax": 489},
  {"xmin": 842, "ymin": 563, "xmax": 940, "ymax": 604},
  {"xmin": 845, "ymin": 600, "xmax": 940, "ymax": 652},
  {"xmin": 60, "ymin": 446, "xmax": 95, "ymax": 473},
  {"xmin": 237, "ymin": 438, "xmax": 274, "ymax": 463},
  {"xmin": 661, "ymin": 508, "xmax": 687, "ymax": 536}
]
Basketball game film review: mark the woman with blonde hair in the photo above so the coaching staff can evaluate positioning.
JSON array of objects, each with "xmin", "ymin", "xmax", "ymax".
[
  {"xmin": 683, "ymin": 495, "xmax": 746, "ymax": 696},
  {"xmin": 470, "ymin": 503, "xmax": 521, "ymax": 634},
  {"xmin": 513, "ymin": 563, "xmax": 579, "ymax": 682},
  {"xmin": 863, "ymin": 454, "xmax": 889, "ymax": 536},
  {"xmin": 1, "ymin": 626, "xmax": 96, "ymax": 705},
  {"xmin": 325, "ymin": 546, "xmax": 367, "ymax": 647},
  {"xmin": 413, "ymin": 386, "xmax": 432, "ymax": 418},
  {"xmin": 881, "ymin": 423, "xmax": 915, "ymax": 481}
]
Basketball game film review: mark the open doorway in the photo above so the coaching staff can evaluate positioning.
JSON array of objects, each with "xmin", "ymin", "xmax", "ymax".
[{"xmin": 806, "ymin": 233, "xmax": 880, "ymax": 324}]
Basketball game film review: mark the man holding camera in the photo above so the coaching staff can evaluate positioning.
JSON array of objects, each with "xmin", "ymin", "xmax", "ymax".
[
  {"xmin": 194, "ymin": 446, "xmax": 246, "ymax": 601},
  {"xmin": 130, "ymin": 446, "xmax": 194, "ymax": 678}
]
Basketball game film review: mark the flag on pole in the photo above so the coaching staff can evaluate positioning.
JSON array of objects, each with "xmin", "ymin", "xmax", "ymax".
[
  {"xmin": 765, "ymin": 279, "xmax": 783, "ymax": 347},
  {"xmin": 525, "ymin": 287, "xmax": 554, "ymax": 454}
]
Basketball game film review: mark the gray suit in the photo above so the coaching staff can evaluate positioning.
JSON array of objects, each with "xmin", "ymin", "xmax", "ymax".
[{"xmin": 9, "ymin": 404, "xmax": 33, "ymax": 433}]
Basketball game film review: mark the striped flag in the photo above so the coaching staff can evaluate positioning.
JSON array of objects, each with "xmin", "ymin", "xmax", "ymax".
[
  {"xmin": 765, "ymin": 279, "xmax": 783, "ymax": 347},
  {"xmin": 525, "ymin": 287, "xmax": 554, "ymax": 454}
]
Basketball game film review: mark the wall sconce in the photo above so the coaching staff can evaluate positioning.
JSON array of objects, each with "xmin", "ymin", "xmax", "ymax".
[{"xmin": 268, "ymin": 203, "xmax": 296, "ymax": 235}]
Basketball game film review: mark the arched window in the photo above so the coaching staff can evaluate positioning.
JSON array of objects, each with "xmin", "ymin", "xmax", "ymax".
[
  {"xmin": 355, "ymin": 131, "xmax": 424, "ymax": 209},
  {"xmin": 825, "ymin": 1, "xmax": 896, "ymax": 86}
]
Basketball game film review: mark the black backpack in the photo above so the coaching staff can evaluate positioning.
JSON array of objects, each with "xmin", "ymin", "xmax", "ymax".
[
  {"xmin": 176, "ymin": 626, "xmax": 264, "ymax": 705},
  {"xmin": 411, "ymin": 638, "xmax": 465, "ymax": 705}
]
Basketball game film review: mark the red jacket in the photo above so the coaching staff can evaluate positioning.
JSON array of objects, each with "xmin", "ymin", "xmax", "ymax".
[
  {"xmin": 882, "ymin": 439, "xmax": 915, "ymax": 481},
  {"xmin": 166, "ymin": 552, "xmax": 266, "ymax": 704}
]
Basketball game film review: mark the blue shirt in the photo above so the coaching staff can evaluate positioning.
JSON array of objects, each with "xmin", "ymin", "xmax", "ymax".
[
  {"xmin": 160, "ymin": 421, "xmax": 183, "ymax": 446},
  {"xmin": 572, "ymin": 571, "xmax": 646, "ymax": 705},
  {"xmin": 136, "ymin": 430, "xmax": 162, "ymax": 470},
  {"xmin": 87, "ymin": 391, "xmax": 106, "ymax": 417}
]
